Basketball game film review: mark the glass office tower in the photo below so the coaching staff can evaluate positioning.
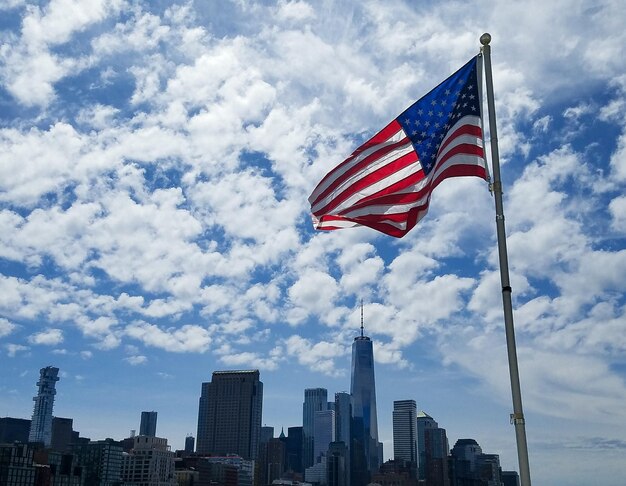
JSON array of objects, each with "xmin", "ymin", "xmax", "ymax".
[
  {"xmin": 350, "ymin": 328, "xmax": 381, "ymax": 486},
  {"xmin": 303, "ymin": 388, "xmax": 328, "ymax": 469},
  {"xmin": 393, "ymin": 400, "xmax": 418, "ymax": 478},
  {"xmin": 139, "ymin": 411, "xmax": 157, "ymax": 437}
]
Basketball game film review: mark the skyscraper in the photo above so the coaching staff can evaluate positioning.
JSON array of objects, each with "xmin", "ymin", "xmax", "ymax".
[
  {"xmin": 196, "ymin": 369, "xmax": 263, "ymax": 460},
  {"xmin": 417, "ymin": 411, "xmax": 440, "ymax": 482},
  {"xmin": 29, "ymin": 366, "xmax": 59, "ymax": 446},
  {"xmin": 313, "ymin": 409, "xmax": 335, "ymax": 462},
  {"xmin": 303, "ymin": 388, "xmax": 327, "ymax": 469},
  {"xmin": 184, "ymin": 435, "xmax": 195, "ymax": 454},
  {"xmin": 139, "ymin": 411, "xmax": 157, "ymax": 437},
  {"xmin": 334, "ymin": 392, "xmax": 351, "ymax": 486},
  {"xmin": 286, "ymin": 426, "xmax": 303, "ymax": 474},
  {"xmin": 51, "ymin": 417, "xmax": 74, "ymax": 452},
  {"xmin": 393, "ymin": 400, "xmax": 417, "ymax": 476},
  {"xmin": 424, "ymin": 426, "xmax": 450, "ymax": 486},
  {"xmin": 350, "ymin": 307, "xmax": 381, "ymax": 486}
]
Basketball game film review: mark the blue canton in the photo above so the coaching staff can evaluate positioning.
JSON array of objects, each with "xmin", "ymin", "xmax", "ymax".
[{"xmin": 396, "ymin": 57, "xmax": 481, "ymax": 175}]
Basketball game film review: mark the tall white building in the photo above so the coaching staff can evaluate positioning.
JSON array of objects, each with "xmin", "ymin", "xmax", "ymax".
[
  {"xmin": 28, "ymin": 366, "xmax": 59, "ymax": 446},
  {"xmin": 393, "ymin": 400, "xmax": 417, "ymax": 464},
  {"xmin": 121, "ymin": 436, "xmax": 176, "ymax": 485}
]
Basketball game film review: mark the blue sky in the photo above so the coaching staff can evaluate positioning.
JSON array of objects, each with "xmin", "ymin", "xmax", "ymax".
[{"xmin": 1, "ymin": 0, "xmax": 625, "ymax": 484}]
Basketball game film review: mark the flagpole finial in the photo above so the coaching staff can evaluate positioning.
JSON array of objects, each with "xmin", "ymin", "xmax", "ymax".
[{"xmin": 480, "ymin": 33, "xmax": 491, "ymax": 46}]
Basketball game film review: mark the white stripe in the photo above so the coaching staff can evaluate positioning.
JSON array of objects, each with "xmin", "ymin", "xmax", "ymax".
[
  {"xmin": 437, "ymin": 131, "xmax": 483, "ymax": 164},
  {"xmin": 316, "ymin": 219, "xmax": 360, "ymax": 230},
  {"xmin": 438, "ymin": 115, "xmax": 482, "ymax": 154},
  {"xmin": 308, "ymin": 126, "xmax": 406, "ymax": 204},
  {"xmin": 340, "ymin": 191, "xmax": 429, "ymax": 219},
  {"xmin": 429, "ymin": 153, "xmax": 486, "ymax": 185},
  {"xmin": 310, "ymin": 140, "xmax": 415, "ymax": 213},
  {"xmin": 339, "ymin": 155, "xmax": 485, "ymax": 219},
  {"xmin": 320, "ymin": 158, "xmax": 423, "ymax": 215}
]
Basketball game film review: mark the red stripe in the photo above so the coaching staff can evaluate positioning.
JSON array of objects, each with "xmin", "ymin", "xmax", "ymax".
[
  {"xmin": 436, "ymin": 142, "xmax": 484, "ymax": 168},
  {"xmin": 312, "ymin": 120, "xmax": 403, "ymax": 196},
  {"xmin": 313, "ymin": 149, "xmax": 418, "ymax": 216},
  {"xmin": 431, "ymin": 164, "xmax": 487, "ymax": 189},
  {"xmin": 438, "ymin": 123, "xmax": 482, "ymax": 155},
  {"xmin": 311, "ymin": 135, "xmax": 412, "ymax": 210},
  {"xmin": 338, "ymin": 168, "xmax": 427, "ymax": 213}
]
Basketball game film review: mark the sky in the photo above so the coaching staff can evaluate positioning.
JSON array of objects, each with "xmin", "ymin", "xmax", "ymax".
[{"xmin": 0, "ymin": 0, "xmax": 625, "ymax": 484}]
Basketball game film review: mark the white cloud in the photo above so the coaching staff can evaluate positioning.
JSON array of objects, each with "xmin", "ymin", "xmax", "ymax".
[
  {"xmin": 219, "ymin": 351, "xmax": 280, "ymax": 371},
  {"xmin": 125, "ymin": 322, "xmax": 212, "ymax": 353},
  {"xmin": 287, "ymin": 270, "xmax": 339, "ymax": 324},
  {"xmin": 124, "ymin": 355, "xmax": 147, "ymax": 365},
  {"xmin": 283, "ymin": 334, "xmax": 347, "ymax": 376},
  {"xmin": 28, "ymin": 328, "xmax": 64, "ymax": 346},
  {"xmin": 275, "ymin": 1, "xmax": 316, "ymax": 22},
  {"xmin": 609, "ymin": 196, "xmax": 626, "ymax": 232},
  {"xmin": 0, "ymin": 318, "xmax": 16, "ymax": 338},
  {"xmin": 6, "ymin": 343, "xmax": 29, "ymax": 357}
]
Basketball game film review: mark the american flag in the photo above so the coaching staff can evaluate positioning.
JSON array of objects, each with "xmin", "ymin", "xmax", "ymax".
[{"xmin": 309, "ymin": 56, "xmax": 488, "ymax": 238}]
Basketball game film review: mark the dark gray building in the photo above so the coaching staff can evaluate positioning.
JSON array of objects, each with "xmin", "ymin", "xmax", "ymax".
[
  {"xmin": 327, "ymin": 441, "xmax": 349, "ymax": 486},
  {"xmin": 285, "ymin": 426, "xmax": 303, "ymax": 474},
  {"xmin": 184, "ymin": 435, "xmax": 195, "ymax": 454},
  {"xmin": 139, "ymin": 411, "xmax": 157, "ymax": 437},
  {"xmin": 72, "ymin": 438, "xmax": 123, "ymax": 486},
  {"xmin": 196, "ymin": 370, "xmax": 263, "ymax": 460},
  {"xmin": 0, "ymin": 418, "xmax": 31, "ymax": 444},
  {"xmin": 51, "ymin": 417, "xmax": 74, "ymax": 452},
  {"xmin": 0, "ymin": 443, "xmax": 37, "ymax": 485}
]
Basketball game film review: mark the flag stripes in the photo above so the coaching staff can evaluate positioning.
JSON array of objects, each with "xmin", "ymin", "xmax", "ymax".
[{"xmin": 309, "ymin": 56, "xmax": 488, "ymax": 238}]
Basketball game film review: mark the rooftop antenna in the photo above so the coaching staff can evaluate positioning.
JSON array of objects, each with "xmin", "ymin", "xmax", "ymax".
[{"xmin": 360, "ymin": 299, "xmax": 364, "ymax": 337}]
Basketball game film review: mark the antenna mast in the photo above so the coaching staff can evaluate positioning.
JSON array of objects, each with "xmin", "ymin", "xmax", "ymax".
[{"xmin": 360, "ymin": 299, "xmax": 364, "ymax": 337}]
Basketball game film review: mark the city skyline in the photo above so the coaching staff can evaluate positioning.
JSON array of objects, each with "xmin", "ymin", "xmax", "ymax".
[{"xmin": 1, "ymin": 1, "xmax": 626, "ymax": 485}]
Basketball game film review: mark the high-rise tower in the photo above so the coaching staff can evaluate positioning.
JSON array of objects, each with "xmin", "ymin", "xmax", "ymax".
[
  {"xmin": 393, "ymin": 400, "xmax": 418, "ymax": 477},
  {"xmin": 139, "ymin": 411, "xmax": 157, "ymax": 437},
  {"xmin": 303, "ymin": 388, "xmax": 327, "ymax": 469},
  {"xmin": 29, "ymin": 366, "xmax": 59, "ymax": 446},
  {"xmin": 350, "ymin": 303, "xmax": 381, "ymax": 486},
  {"xmin": 196, "ymin": 370, "xmax": 263, "ymax": 460}
]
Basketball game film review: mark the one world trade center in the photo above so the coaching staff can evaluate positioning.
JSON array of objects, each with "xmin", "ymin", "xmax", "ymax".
[{"xmin": 350, "ymin": 306, "xmax": 382, "ymax": 485}]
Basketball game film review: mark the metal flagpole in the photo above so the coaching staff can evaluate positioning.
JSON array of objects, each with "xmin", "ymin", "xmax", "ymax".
[{"xmin": 479, "ymin": 33, "xmax": 532, "ymax": 486}]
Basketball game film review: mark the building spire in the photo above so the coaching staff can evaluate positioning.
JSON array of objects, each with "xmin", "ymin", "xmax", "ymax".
[{"xmin": 360, "ymin": 299, "xmax": 364, "ymax": 337}]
